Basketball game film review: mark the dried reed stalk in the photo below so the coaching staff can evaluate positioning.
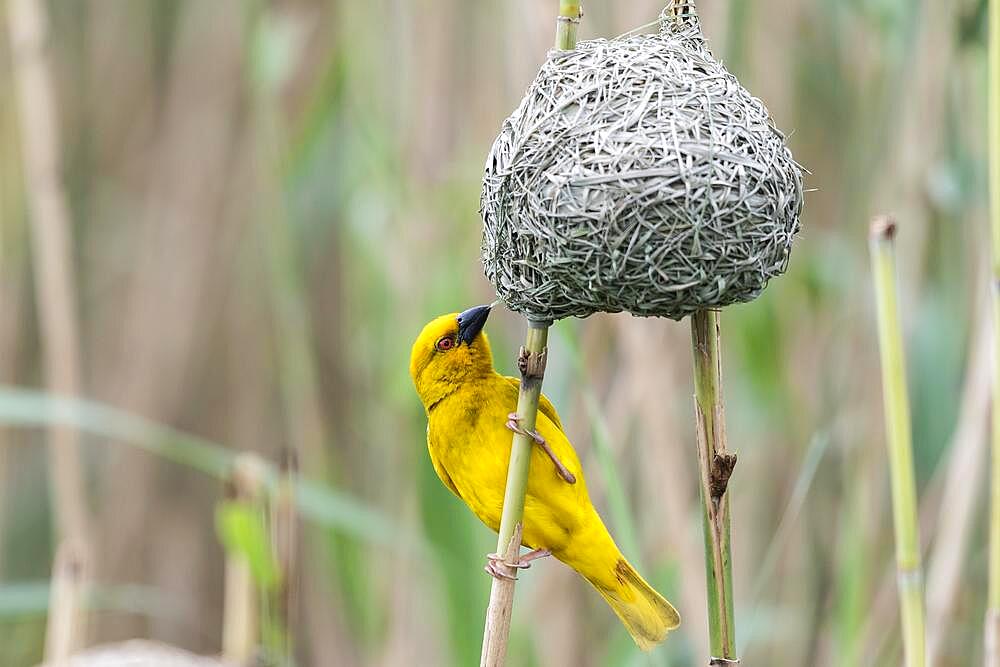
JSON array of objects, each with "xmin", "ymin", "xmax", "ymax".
[
  {"xmin": 925, "ymin": 297, "xmax": 990, "ymax": 663},
  {"xmin": 6, "ymin": 0, "xmax": 89, "ymax": 550},
  {"xmin": 7, "ymin": 0, "xmax": 93, "ymax": 658}
]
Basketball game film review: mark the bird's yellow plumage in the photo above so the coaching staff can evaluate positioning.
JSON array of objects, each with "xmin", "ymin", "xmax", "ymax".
[{"xmin": 410, "ymin": 308, "xmax": 680, "ymax": 650}]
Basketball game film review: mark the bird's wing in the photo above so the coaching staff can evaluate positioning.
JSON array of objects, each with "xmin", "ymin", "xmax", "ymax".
[
  {"xmin": 534, "ymin": 410, "xmax": 584, "ymax": 489},
  {"xmin": 427, "ymin": 425, "xmax": 462, "ymax": 498},
  {"xmin": 502, "ymin": 375, "xmax": 564, "ymax": 430},
  {"xmin": 517, "ymin": 407, "xmax": 593, "ymax": 553}
]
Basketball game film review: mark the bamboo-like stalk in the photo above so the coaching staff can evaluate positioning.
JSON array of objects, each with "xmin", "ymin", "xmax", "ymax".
[
  {"xmin": 987, "ymin": 0, "xmax": 1000, "ymax": 662},
  {"xmin": 480, "ymin": 4, "xmax": 580, "ymax": 665},
  {"xmin": 869, "ymin": 216, "xmax": 926, "ymax": 667},
  {"xmin": 554, "ymin": 0, "xmax": 581, "ymax": 51},
  {"xmin": 690, "ymin": 309, "xmax": 738, "ymax": 664},
  {"xmin": 480, "ymin": 322, "xmax": 550, "ymax": 667}
]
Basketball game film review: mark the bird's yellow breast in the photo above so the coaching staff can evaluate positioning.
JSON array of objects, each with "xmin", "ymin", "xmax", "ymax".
[{"xmin": 426, "ymin": 373, "xmax": 591, "ymax": 555}]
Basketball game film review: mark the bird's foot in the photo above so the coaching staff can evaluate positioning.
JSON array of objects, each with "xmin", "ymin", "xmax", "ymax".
[
  {"xmin": 506, "ymin": 413, "xmax": 577, "ymax": 484},
  {"xmin": 505, "ymin": 412, "xmax": 545, "ymax": 444},
  {"xmin": 519, "ymin": 547, "xmax": 552, "ymax": 565},
  {"xmin": 484, "ymin": 553, "xmax": 518, "ymax": 580},
  {"xmin": 484, "ymin": 548, "xmax": 552, "ymax": 580}
]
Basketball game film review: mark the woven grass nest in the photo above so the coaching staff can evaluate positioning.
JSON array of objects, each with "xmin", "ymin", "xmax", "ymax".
[{"xmin": 481, "ymin": 4, "xmax": 803, "ymax": 321}]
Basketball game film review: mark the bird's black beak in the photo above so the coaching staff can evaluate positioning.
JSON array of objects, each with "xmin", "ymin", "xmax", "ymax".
[{"xmin": 456, "ymin": 304, "xmax": 492, "ymax": 345}]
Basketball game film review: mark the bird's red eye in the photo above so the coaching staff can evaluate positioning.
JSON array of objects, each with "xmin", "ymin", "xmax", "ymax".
[{"xmin": 436, "ymin": 336, "xmax": 455, "ymax": 351}]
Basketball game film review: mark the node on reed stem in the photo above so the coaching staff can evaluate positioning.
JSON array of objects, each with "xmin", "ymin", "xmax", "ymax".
[
  {"xmin": 554, "ymin": 0, "xmax": 580, "ymax": 50},
  {"xmin": 869, "ymin": 216, "xmax": 926, "ymax": 667}
]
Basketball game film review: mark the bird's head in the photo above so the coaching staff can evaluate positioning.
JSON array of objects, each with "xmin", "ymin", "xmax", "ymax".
[{"xmin": 410, "ymin": 304, "xmax": 495, "ymax": 409}]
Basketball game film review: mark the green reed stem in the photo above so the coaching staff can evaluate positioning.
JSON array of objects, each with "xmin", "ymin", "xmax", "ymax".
[
  {"xmin": 869, "ymin": 216, "xmax": 925, "ymax": 667},
  {"xmin": 690, "ymin": 309, "xmax": 738, "ymax": 663},
  {"xmin": 480, "ymin": 322, "xmax": 550, "ymax": 667},
  {"xmin": 496, "ymin": 323, "xmax": 550, "ymax": 552},
  {"xmin": 554, "ymin": 0, "xmax": 581, "ymax": 51},
  {"xmin": 481, "ymin": 4, "xmax": 583, "ymax": 664},
  {"xmin": 989, "ymin": 286, "xmax": 1000, "ymax": 667},
  {"xmin": 987, "ymin": 0, "xmax": 1000, "ymax": 662}
]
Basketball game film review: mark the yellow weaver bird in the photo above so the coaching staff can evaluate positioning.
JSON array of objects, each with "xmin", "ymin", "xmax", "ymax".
[{"xmin": 410, "ymin": 304, "xmax": 680, "ymax": 650}]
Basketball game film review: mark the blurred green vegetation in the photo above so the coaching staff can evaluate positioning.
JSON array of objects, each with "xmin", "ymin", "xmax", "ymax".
[{"xmin": 0, "ymin": 0, "xmax": 995, "ymax": 665}]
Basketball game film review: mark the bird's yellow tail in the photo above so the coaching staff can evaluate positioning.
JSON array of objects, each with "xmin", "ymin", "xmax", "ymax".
[{"xmin": 586, "ymin": 558, "xmax": 680, "ymax": 651}]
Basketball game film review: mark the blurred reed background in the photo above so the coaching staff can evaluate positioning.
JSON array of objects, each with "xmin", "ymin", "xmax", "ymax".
[{"xmin": 0, "ymin": 0, "xmax": 993, "ymax": 665}]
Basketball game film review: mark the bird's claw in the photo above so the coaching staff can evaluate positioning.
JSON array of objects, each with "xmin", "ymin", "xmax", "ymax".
[
  {"xmin": 485, "ymin": 553, "xmax": 520, "ymax": 580},
  {"xmin": 506, "ymin": 413, "xmax": 577, "ymax": 485},
  {"xmin": 484, "ymin": 549, "xmax": 552, "ymax": 581},
  {"xmin": 484, "ymin": 563, "xmax": 517, "ymax": 580},
  {"xmin": 506, "ymin": 413, "xmax": 545, "ymax": 444},
  {"xmin": 488, "ymin": 552, "xmax": 531, "ymax": 569}
]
